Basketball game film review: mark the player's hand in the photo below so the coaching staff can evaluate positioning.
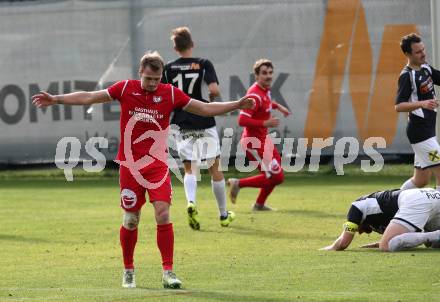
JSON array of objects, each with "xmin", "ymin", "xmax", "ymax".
[
  {"xmin": 237, "ymin": 97, "xmax": 255, "ymax": 110},
  {"xmin": 275, "ymin": 102, "xmax": 291, "ymax": 117},
  {"xmin": 421, "ymin": 99, "xmax": 439, "ymax": 110},
  {"xmin": 359, "ymin": 242, "xmax": 379, "ymax": 248},
  {"xmin": 263, "ymin": 117, "xmax": 280, "ymax": 128},
  {"xmin": 319, "ymin": 245, "xmax": 337, "ymax": 251},
  {"xmin": 32, "ymin": 91, "xmax": 57, "ymax": 108}
]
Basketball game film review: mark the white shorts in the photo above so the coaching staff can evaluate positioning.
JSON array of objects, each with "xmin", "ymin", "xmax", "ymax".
[
  {"xmin": 175, "ymin": 126, "xmax": 221, "ymax": 162},
  {"xmin": 392, "ymin": 188, "xmax": 440, "ymax": 232},
  {"xmin": 412, "ymin": 137, "xmax": 440, "ymax": 169}
]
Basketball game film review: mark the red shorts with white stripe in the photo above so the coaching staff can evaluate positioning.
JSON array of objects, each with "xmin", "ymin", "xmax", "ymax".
[
  {"xmin": 240, "ymin": 136, "xmax": 282, "ymax": 178},
  {"xmin": 119, "ymin": 165, "xmax": 172, "ymax": 212}
]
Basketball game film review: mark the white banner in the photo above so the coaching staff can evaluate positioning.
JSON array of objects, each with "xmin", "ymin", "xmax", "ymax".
[{"xmin": 0, "ymin": 0, "xmax": 432, "ymax": 163}]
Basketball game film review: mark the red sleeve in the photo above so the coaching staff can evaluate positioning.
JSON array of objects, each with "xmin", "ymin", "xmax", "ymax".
[
  {"xmin": 171, "ymin": 86, "xmax": 191, "ymax": 109},
  {"xmin": 271, "ymin": 101, "xmax": 279, "ymax": 110},
  {"xmin": 238, "ymin": 112, "xmax": 265, "ymax": 127},
  {"xmin": 107, "ymin": 80, "xmax": 129, "ymax": 102}
]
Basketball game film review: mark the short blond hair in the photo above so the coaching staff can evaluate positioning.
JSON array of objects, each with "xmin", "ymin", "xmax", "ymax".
[
  {"xmin": 253, "ymin": 58, "xmax": 273, "ymax": 75},
  {"xmin": 171, "ymin": 27, "xmax": 194, "ymax": 52},
  {"xmin": 139, "ymin": 51, "xmax": 164, "ymax": 73}
]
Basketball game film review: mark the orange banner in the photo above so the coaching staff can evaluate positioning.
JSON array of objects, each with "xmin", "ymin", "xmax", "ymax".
[{"xmin": 304, "ymin": 0, "xmax": 417, "ymax": 144}]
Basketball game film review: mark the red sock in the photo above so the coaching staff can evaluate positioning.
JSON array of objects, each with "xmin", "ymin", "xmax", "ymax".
[
  {"xmin": 239, "ymin": 173, "xmax": 272, "ymax": 188},
  {"xmin": 157, "ymin": 223, "xmax": 174, "ymax": 271},
  {"xmin": 256, "ymin": 186, "xmax": 275, "ymax": 205},
  {"xmin": 120, "ymin": 226, "xmax": 138, "ymax": 270}
]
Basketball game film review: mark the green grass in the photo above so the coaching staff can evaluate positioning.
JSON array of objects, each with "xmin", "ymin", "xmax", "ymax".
[{"xmin": 0, "ymin": 165, "xmax": 439, "ymax": 301}]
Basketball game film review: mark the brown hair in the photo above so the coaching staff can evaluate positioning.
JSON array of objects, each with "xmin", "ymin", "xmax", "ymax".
[
  {"xmin": 400, "ymin": 33, "xmax": 422, "ymax": 54},
  {"xmin": 253, "ymin": 58, "xmax": 273, "ymax": 75},
  {"xmin": 171, "ymin": 27, "xmax": 194, "ymax": 52},
  {"xmin": 139, "ymin": 51, "xmax": 164, "ymax": 73}
]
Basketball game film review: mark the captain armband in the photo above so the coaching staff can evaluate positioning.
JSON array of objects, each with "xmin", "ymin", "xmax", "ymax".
[{"xmin": 343, "ymin": 221, "xmax": 359, "ymax": 233}]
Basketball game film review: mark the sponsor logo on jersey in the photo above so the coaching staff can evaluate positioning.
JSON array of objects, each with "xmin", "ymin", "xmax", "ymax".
[
  {"xmin": 190, "ymin": 63, "xmax": 200, "ymax": 70},
  {"xmin": 116, "ymin": 114, "xmax": 172, "ymax": 190},
  {"xmin": 132, "ymin": 92, "xmax": 142, "ymax": 96},
  {"xmin": 153, "ymin": 96, "xmax": 162, "ymax": 103},
  {"xmin": 420, "ymin": 77, "xmax": 433, "ymax": 95},
  {"xmin": 170, "ymin": 63, "xmax": 200, "ymax": 71},
  {"xmin": 422, "ymin": 189, "xmax": 440, "ymax": 200},
  {"xmin": 171, "ymin": 64, "xmax": 191, "ymax": 71}
]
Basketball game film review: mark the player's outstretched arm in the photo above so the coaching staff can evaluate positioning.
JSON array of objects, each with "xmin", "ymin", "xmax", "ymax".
[
  {"xmin": 32, "ymin": 90, "xmax": 111, "ymax": 108},
  {"xmin": 184, "ymin": 96, "xmax": 254, "ymax": 117},
  {"xmin": 320, "ymin": 231, "xmax": 355, "ymax": 251},
  {"xmin": 272, "ymin": 101, "xmax": 291, "ymax": 117}
]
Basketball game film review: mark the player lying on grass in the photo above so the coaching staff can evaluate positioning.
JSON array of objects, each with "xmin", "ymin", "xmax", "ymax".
[{"xmin": 321, "ymin": 188, "xmax": 440, "ymax": 252}]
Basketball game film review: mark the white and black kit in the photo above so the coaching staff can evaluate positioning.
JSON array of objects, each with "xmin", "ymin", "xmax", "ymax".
[
  {"xmin": 396, "ymin": 64, "xmax": 440, "ymax": 169},
  {"xmin": 162, "ymin": 57, "xmax": 221, "ymax": 161}
]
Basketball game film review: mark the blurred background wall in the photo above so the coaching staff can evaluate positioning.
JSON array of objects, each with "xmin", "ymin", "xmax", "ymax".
[{"xmin": 0, "ymin": 0, "xmax": 432, "ymax": 163}]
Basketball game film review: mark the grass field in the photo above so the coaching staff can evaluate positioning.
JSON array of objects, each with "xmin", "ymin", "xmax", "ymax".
[{"xmin": 1, "ymin": 165, "xmax": 439, "ymax": 301}]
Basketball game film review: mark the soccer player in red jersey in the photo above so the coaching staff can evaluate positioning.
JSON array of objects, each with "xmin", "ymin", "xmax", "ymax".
[
  {"xmin": 32, "ymin": 51, "xmax": 254, "ymax": 289},
  {"xmin": 227, "ymin": 59, "xmax": 290, "ymax": 211}
]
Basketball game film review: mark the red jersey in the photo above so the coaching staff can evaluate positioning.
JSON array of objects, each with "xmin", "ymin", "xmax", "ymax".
[
  {"xmin": 107, "ymin": 80, "xmax": 191, "ymax": 171},
  {"xmin": 239, "ymin": 82, "xmax": 273, "ymax": 139}
]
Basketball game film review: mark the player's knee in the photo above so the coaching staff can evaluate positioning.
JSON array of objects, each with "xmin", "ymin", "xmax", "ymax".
[
  {"xmin": 155, "ymin": 208, "xmax": 170, "ymax": 224},
  {"xmin": 123, "ymin": 211, "xmax": 140, "ymax": 230},
  {"xmin": 379, "ymin": 245, "xmax": 389, "ymax": 252},
  {"xmin": 183, "ymin": 161, "xmax": 196, "ymax": 175},
  {"xmin": 270, "ymin": 171, "xmax": 284, "ymax": 185},
  {"xmin": 209, "ymin": 168, "xmax": 224, "ymax": 181},
  {"xmin": 378, "ymin": 241, "xmax": 391, "ymax": 252},
  {"xmin": 387, "ymin": 237, "xmax": 401, "ymax": 252}
]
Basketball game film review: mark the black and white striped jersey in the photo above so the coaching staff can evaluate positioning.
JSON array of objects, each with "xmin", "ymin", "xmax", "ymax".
[
  {"xmin": 395, "ymin": 64, "xmax": 440, "ymax": 144},
  {"xmin": 347, "ymin": 189, "xmax": 401, "ymax": 234},
  {"xmin": 162, "ymin": 57, "xmax": 219, "ymax": 130}
]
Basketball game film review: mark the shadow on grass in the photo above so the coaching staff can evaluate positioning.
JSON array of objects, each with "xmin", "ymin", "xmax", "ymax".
[
  {"xmin": 0, "ymin": 179, "xmax": 117, "ymax": 190},
  {"xmin": 207, "ymin": 225, "xmax": 335, "ymax": 241},
  {"xmin": 187, "ymin": 290, "xmax": 294, "ymax": 302},
  {"xmin": 131, "ymin": 289, "xmax": 294, "ymax": 302},
  {"xmin": 3, "ymin": 288, "xmax": 295, "ymax": 302},
  {"xmin": 277, "ymin": 209, "xmax": 345, "ymax": 219},
  {"xmin": 345, "ymin": 247, "xmax": 440, "ymax": 254},
  {"xmin": 0, "ymin": 234, "xmax": 78, "ymax": 245},
  {"xmin": 0, "ymin": 234, "xmax": 52, "ymax": 243}
]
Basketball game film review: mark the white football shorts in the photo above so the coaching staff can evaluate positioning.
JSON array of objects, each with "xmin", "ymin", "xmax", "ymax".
[
  {"xmin": 412, "ymin": 137, "xmax": 440, "ymax": 169},
  {"xmin": 175, "ymin": 126, "xmax": 221, "ymax": 162},
  {"xmin": 392, "ymin": 188, "xmax": 440, "ymax": 232}
]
